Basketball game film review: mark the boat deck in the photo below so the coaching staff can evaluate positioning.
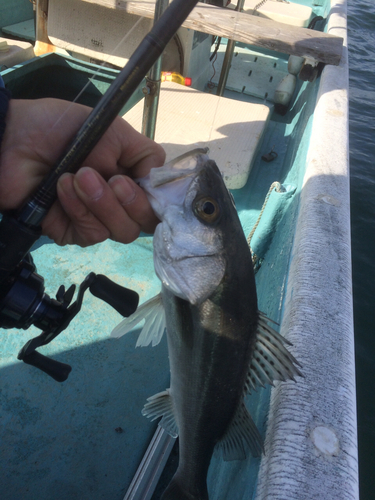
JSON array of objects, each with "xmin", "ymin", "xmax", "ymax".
[
  {"xmin": 0, "ymin": 52, "xmax": 318, "ymax": 500},
  {"xmin": 124, "ymin": 81, "xmax": 272, "ymax": 189},
  {"xmin": 0, "ymin": 0, "xmax": 356, "ymax": 499}
]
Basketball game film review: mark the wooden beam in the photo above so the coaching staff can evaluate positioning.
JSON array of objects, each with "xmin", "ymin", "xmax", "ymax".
[{"xmin": 81, "ymin": 0, "xmax": 343, "ymax": 65}]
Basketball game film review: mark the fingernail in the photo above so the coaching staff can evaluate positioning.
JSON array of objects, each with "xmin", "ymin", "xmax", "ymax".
[
  {"xmin": 59, "ymin": 173, "xmax": 78, "ymax": 200},
  {"xmin": 109, "ymin": 176, "xmax": 136, "ymax": 205},
  {"xmin": 77, "ymin": 167, "xmax": 104, "ymax": 200}
]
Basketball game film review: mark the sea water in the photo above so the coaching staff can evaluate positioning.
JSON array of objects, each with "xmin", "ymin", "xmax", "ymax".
[{"xmin": 348, "ymin": 1, "xmax": 375, "ymax": 498}]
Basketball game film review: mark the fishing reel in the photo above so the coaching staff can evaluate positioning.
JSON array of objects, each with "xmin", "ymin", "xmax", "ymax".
[{"xmin": 0, "ymin": 214, "xmax": 139, "ymax": 382}]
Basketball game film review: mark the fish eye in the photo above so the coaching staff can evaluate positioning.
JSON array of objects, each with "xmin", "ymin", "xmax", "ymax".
[{"xmin": 194, "ymin": 197, "xmax": 220, "ymax": 223}]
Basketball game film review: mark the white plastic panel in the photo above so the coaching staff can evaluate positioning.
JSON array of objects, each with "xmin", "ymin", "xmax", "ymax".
[
  {"xmin": 210, "ymin": 44, "xmax": 289, "ymax": 101},
  {"xmin": 124, "ymin": 81, "xmax": 271, "ymax": 189}
]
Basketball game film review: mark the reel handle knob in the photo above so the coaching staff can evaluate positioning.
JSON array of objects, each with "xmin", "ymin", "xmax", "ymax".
[
  {"xmin": 19, "ymin": 351, "xmax": 72, "ymax": 383},
  {"xmin": 90, "ymin": 274, "xmax": 139, "ymax": 317}
]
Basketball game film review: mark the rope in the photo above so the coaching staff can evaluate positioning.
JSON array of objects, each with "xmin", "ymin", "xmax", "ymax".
[
  {"xmin": 252, "ymin": 0, "xmax": 289, "ymax": 14},
  {"xmin": 308, "ymin": 16, "xmax": 324, "ymax": 30},
  {"xmin": 247, "ymin": 181, "xmax": 282, "ymax": 266},
  {"xmin": 252, "ymin": 0, "xmax": 268, "ymax": 13}
]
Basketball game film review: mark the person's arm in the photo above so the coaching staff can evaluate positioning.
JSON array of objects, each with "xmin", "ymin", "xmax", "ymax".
[
  {"xmin": 0, "ymin": 96, "xmax": 165, "ymax": 246},
  {"xmin": 0, "ymin": 74, "xmax": 11, "ymax": 150}
]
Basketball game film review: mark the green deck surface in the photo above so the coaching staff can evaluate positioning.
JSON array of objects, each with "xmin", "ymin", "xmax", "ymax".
[
  {"xmin": 2, "ymin": 19, "xmax": 35, "ymax": 42},
  {"xmin": 1, "ymin": 52, "xmax": 145, "ymax": 111},
  {"xmin": 0, "ymin": 0, "xmax": 33, "ymax": 36}
]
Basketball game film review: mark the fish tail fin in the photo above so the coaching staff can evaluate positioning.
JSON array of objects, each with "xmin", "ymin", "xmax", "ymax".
[{"xmin": 161, "ymin": 476, "xmax": 208, "ymax": 500}]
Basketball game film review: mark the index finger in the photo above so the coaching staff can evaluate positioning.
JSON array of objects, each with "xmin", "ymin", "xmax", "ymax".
[
  {"xmin": 84, "ymin": 116, "xmax": 166, "ymax": 180},
  {"xmin": 117, "ymin": 120, "xmax": 166, "ymax": 178}
]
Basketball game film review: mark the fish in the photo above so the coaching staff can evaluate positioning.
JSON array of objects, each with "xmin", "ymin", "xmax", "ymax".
[{"xmin": 112, "ymin": 149, "xmax": 302, "ymax": 500}]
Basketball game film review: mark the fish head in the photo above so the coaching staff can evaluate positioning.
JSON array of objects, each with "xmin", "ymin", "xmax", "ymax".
[{"xmin": 139, "ymin": 149, "xmax": 240, "ymax": 305}]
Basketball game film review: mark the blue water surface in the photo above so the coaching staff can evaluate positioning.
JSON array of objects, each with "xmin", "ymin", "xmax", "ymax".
[{"xmin": 348, "ymin": 1, "xmax": 375, "ymax": 499}]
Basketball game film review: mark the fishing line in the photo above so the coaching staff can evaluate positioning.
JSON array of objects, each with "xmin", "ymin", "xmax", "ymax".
[
  {"xmin": 0, "ymin": 0, "xmax": 206, "ymax": 384},
  {"xmin": 49, "ymin": 2, "xmax": 239, "ymax": 162},
  {"xmin": 71, "ymin": 16, "xmax": 145, "ymax": 105},
  {"xmin": 17, "ymin": 0, "xmax": 201, "ymax": 228},
  {"xmin": 38, "ymin": 16, "xmax": 145, "ymax": 146}
]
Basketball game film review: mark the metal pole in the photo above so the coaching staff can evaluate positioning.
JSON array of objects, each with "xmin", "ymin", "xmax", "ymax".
[
  {"xmin": 142, "ymin": 0, "xmax": 170, "ymax": 140},
  {"xmin": 123, "ymin": 426, "xmax": 176, "ymax": 500},
  {"xmin": 216, "ymin": 0, "xmax": 245, "ymax": 96}
]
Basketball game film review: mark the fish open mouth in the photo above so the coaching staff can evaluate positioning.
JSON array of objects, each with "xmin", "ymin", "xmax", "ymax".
[
  {"xmin": 138, "ymin": 148, "xmax": 211, "ymax": 220},
  {"xmin": 146, "ymin": 147, "xmax": 209, "ymax": 187},
  {"xmin": 138, "ymin": 147, "xmax": 226, "ymax": 304}
]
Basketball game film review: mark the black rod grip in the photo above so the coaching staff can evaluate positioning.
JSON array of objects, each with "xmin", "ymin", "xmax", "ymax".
[{"xmin": 0, "ymin": 214, "xmax": 41, "ymax": 283}]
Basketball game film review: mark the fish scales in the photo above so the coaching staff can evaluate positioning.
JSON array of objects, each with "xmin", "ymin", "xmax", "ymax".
[{"xmin": 111, "ymin": 149, "xmax": 302, "ymax": 500}]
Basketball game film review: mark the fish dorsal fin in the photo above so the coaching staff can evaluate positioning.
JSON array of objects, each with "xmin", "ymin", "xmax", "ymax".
[
  {"xmin": 244, "ymin": 312, "xmax": 303, "ymax": 393},
  {"xmin": 142, "ymin": 389, "xmax": 178, "ymax": 438},
  {"xmin": 215, "ymin": 402, "xmax": 263, "ymax": 461},
  {"xmin": 111, "ymin": 293, "xmax": 166, "ymax": 347}
]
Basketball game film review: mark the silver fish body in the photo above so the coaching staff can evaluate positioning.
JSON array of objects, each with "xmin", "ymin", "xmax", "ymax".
[
  {"xmin": 161, "ymin": 283, "xmax": 258, "ymax": 499},
  {"xmin": 112, "ymin": 149, "xmax": 302, "ymax": 500},
  {"xmin": 159, "ymin": 158, "xmax": 259, "ymax": 498}
]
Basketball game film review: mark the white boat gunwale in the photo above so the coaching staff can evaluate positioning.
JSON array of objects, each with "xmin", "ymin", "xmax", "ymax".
[{"xmin": 255, "ymin": 1, "xmax": 358, "ymax": 499}]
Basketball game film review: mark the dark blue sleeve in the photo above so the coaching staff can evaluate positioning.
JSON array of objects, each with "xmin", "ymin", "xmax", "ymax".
[{"xmin": 0, "ymin": 74, "xmax": 11, "ymax": 145}]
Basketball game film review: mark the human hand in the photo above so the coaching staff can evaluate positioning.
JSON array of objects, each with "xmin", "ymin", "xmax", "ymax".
[{"xmin": 0, "ymin": 98, "xmax": 165, "ymax": 246}]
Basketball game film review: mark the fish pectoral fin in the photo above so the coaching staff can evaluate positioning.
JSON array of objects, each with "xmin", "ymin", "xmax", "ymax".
[
  {"xmin": 111, "ymin": 293, "xmax": 166, "ymax": 347},
  {"xmin": 142, "ymin": 389, "xmax": 179, "ymax": 438},
  {"xmin": 244, "ymin": 312, "xmax": 303, "ymax": 393},
  {"xmin": 216, "ymin": 402, "xmax": 263, "ymax": 461}
]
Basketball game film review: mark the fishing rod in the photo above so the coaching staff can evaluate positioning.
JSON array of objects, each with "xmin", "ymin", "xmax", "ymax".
[{"xmin": 0, "ymin": 0, "xmax": 201, "ymax": 382}]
